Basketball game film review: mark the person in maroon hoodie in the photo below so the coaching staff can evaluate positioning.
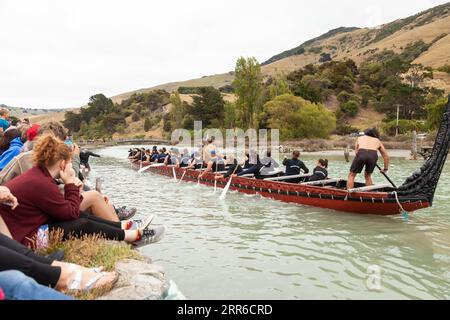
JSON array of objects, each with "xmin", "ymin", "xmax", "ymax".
[
  {"xmin": 0, "ymin": 134, "xmax": 166, "ymax": 248},
  {"xmin": 0, "ymin": 186, "xmax": 117, "ymax": 294}
]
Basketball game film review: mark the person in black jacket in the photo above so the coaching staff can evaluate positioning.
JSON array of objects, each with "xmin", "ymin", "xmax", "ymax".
[
  {"xmin": 308, "ymin": 159, "xmax": 328, "ymax": 182},
  {"xmin": 283, "ymin": 150, "xmax": 309, "ymax": 176},
  {"xmin": 80, "ymin": 149, "xmax": 101, "ymax": 171}
]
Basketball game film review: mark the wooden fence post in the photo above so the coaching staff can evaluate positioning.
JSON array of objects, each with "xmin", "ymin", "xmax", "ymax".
[{"xmin": 411, "ymin": 130, "xmax": 418, "ymax": 160}]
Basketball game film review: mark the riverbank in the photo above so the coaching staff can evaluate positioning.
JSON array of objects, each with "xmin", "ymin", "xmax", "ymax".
[
  {"xmin": 41, "ymin": 232, "xmax": 174, "ymax": 300},
  {"xmin": 77, "ymin": 133, "xmax": 433, "ymax": 155},
  {"xmin": 301, "ymin": 149, "xmax": 413, "ymax": 158}
]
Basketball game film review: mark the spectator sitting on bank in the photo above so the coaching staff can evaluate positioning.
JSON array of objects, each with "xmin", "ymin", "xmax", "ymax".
[
  {"xmin": 0, "ymin": 109, "xmax": 10, "ymax": 134},
  {"xmin": 0, "ymin": 129, "xmax": 24, "ymax": 170},
  {"xmin": 0, "ymin": 121, "xmax": 137, "ymax": 223},
  {"xmin": 22, "ymin": 124, "xmax": 41, "ymax": 152},
  {"xmin": 0, "ymin": 134, "xmax": 165, "ymax": 248}
]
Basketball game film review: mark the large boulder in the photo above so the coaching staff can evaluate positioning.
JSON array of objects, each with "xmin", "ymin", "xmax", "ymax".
[{"xmin": 98, "ymin": 258, "xmax": 166, "ymax": 300}]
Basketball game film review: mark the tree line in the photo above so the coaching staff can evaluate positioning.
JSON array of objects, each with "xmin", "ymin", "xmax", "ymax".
[{"xmin": 64, "ymin": 42, "xmax": 448, "ymax": 140}]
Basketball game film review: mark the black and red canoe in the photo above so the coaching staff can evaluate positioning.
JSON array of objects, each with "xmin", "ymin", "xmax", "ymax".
[{"xmin": 131, "ymin": 97, "xmax": 450, "ymax": 215}]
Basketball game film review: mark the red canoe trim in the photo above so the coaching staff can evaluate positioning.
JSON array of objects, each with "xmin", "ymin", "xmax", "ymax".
[{"xmin": 131, "ymin": 163, "xmax": 430, "ymax": 215}]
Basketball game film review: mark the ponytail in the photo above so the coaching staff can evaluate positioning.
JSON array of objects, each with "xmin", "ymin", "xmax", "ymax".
[
  {"xmin": 318, "ymin": 158, "xmax": 328, "ymax": 168},
  {"xmin": 32, "ymin": 134, "xmax": 72, "ymax": 168}
]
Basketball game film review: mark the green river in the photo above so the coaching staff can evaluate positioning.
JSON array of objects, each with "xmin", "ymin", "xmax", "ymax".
[{"xmin": 88, "ymin": 146, "xmax": 450, "ymax": 299}]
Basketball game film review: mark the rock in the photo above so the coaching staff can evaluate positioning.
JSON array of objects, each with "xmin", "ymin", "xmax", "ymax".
[{"xmin": 98, "ymin": 259, "xmax": 167, "ymax": 300}]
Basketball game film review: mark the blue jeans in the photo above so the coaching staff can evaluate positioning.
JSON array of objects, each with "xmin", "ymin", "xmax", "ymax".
[{"xmin": 0, "ymin": 270, "xmax": 73, "ymax": 300}]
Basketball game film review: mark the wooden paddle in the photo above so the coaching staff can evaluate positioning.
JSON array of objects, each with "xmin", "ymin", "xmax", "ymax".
[
  {"xmin": 213, "ymin": 160, "xmax": 219, "ymax": 193},
  {"xmin": 138, "ymin": 163, "xmax": 164, "ymax": 173},
  {"xmin": 219, "ymin": 163, "xmax": 239, "ymax": 200},
  {"xmin": 376, "ymin": 164, "xmax": 396, "ymax": 188},
  {"xmin": 178, "ymin": 169, "xmax": 187, "ymax": 184},
  {"xmin": 172, "ymin": 166, "xmax": 177, "ymax": 181}
]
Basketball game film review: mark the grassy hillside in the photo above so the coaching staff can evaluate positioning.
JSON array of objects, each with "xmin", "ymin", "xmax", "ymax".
[
  {"xmin": 110, "ymin": 73, "xmax": 235, "ymax": 105},
  {"xmin": 0, "ymin": 104, "xmax": 66, "ymax": 120},
  {"xmin": 108, "ymin": 2, "xmax": 450, "ymax": 106},
  {"xmin": 58, "ymin": 2, "xmax": 450, "ymax": 140},
  {"xmin": 262, "ymin": 5, "xmax": 450, "ymax": 81}
]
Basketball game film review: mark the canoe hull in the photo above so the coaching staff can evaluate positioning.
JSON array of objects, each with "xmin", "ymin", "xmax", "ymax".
[{"xmin": 132, "ymin": 163, "xmax": 430, "ymax": 215}]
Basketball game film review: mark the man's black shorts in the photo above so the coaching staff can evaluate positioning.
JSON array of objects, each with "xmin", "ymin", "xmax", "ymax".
[{"xmin": 350, "ymin": 149, "xmax": 378, "ymax": 174}]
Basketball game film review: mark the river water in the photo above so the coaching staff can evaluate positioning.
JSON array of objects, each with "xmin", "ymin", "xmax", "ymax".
[{"xmin": 88, "ymin": 146, "xmax": 450, "ymax": 300}]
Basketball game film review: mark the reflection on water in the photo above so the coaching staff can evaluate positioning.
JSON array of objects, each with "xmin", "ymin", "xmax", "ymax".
[{"xmin": 88, "ymin": 146, "xmax": 450, "ymax": 299}]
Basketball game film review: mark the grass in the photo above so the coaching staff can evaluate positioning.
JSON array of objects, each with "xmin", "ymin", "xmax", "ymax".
[{"xmin": 38, "ymin": 230, "xmax": 142, "ymax": 299}]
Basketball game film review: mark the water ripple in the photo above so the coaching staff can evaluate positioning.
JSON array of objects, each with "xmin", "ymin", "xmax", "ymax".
[{"xmin": 87, "ymin": 146, "xmax": 450, "ymax": 299}]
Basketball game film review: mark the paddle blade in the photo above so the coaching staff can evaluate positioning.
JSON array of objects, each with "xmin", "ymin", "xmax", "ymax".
[
  {"xmin": 219, "ymin": 177, "xmax": 232, "ymax": 200},
  {"xmin": 178, "ymin": 171, "xmax": 186, "ymax": 184},
  {"xmin": 172, "ymin": 167, "xmax": 177, "ymax": 180},
  {"xmin": 138, "ymin": 163, "xmax": 164, "ymax": 173},
  {"xmin": 138, "ymin": 165, "xmax": 151, "ymax": 173},
  {"xmin": 214, "ymin": 180, "xmax": 217, "ymax": 193}
]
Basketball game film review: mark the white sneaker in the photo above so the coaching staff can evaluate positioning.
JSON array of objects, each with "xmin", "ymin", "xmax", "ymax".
[{"xmin": 132, "ymin": 226, "xmax": 166, "ymax": 248}]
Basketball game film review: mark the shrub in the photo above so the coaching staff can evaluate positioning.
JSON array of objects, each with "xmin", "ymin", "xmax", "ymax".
[
  {"xmin": 115, "ymin": 124, "xmax": 125, "ymax": 134},
  {"xmin": 382, "ymin": 119, "xmax": 427, "ymax": 136},
  {"xmin": 308, "ymin": 46, "xmax": 322, "ymax": 54},
  {"xmin": 339, "ymin": 76, "xmax": 354, "ymax": 92},
  {"xmin": 337, "ymin": 91, "xmax": 360, "ymax": 104},
  {"xmin": 437, "ymin": 64, "xmax": 450, "ymax": 74},
  {"xmin": 290, "ymin": 80, "xmax": 323, "ymax": 104},
  {"xmin": 131, "ymin": 112, "xmax": 140, "ymax": 122},
  {"xmin": 399, "ymin": 40, "xmax": 432, "ymax": 62},
  {"xmin": 177, "ymin": 86, "xmax": 206, "ymax": 94},
  {"xmin": 426, "ymin": 97, "xmax": 448, "ymax": 129},
  {"xmin": 319, "ymin": 52, "xmax": 332, "ymax": 63},
  {"xmin": 261, "ymin": 94, "xmax": 336, "ymax": 140},
  {"xmin": 144, "ymin": 117, "xmax": 152, "ymax": 132},
  {"xmin": 360, "ymin": 85, "xmax": 375, "ymax": 107},
  {"xmin": 339, "ymin": 100, "xmax": 360, "ymax": 118},
  {"xmin": 219, "ymin": 84, "xmax": 234, "ymax": 93},
  {"xmin": 335, "ymin": 124, "xmax": 360, "ymax": 135}
]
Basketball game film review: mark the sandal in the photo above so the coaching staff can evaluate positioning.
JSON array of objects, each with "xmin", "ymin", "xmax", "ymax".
[
  {"xmin": 66, "ymin": 265, "xmax": 118, "ymax": 294},
  {"xmin": 66, "ymin": 263, "xmax": 104, "ymax": 274}
]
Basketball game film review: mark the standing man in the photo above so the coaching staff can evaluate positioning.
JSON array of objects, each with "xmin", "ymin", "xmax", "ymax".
[{"xmin": 347, "ymin": 128, "xmax": 389, "ymax": 189}]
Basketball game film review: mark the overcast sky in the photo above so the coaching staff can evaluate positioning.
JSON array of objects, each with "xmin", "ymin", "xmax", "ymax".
[{"xmin": 0, "ymin": 0, "xmax": 447, "ymax": 109}]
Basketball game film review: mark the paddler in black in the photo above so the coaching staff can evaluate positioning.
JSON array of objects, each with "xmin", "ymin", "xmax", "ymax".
[
  {"xmin": 308, "ymin": 159, "xmax": 328, "ymax": 182},
  {"xmin": 179, "ymin": 148, "xmax": 190, "ymax": 168},
  {"xmin": 283, "ymin": 150, "xmax": 309, "ymax": 176},
  {"xmin": 214, "ymin": 155, "xmax": 243, "ymax": 180},
  {"xmin": 80, "ymin": 149, "xmax": 101, "ymax": 171},
  {"xmin": 186, "ymin": 151, "xmax": 203, "ymax": 170},
  {"xmin": 237, "ymin": 151, "xmax": 262, "ymax": 178},
  {"xmin": 347, "ymin": 128, "xmax": 389, "ymax": 189},
  {"xmin": 260, "ymin": 150, "xmax": 280, "ymax": 177}
]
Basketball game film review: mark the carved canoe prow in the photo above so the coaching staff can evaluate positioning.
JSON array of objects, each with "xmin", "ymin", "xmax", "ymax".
[{"xmin": 397, "ymin": 96, "xmax": 450, "ymax": 205}]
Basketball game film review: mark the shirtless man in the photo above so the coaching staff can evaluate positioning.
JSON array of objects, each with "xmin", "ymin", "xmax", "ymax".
[
  {"xmin": 202, "ymin": 137, "xmax": 217, "ymax": 165},
  {"xmin": 347, "ymin": 128, "xmax": 389, "ymax": 189}
]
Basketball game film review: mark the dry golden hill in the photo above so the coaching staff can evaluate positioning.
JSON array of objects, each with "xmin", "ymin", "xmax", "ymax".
[
  {"xmin": 109, "ymin": 2, "xmax": 450, "ymax": 105},
  {"xmin": 38, "ymin": 2, "xmax": 448, "ymax": 139}
]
